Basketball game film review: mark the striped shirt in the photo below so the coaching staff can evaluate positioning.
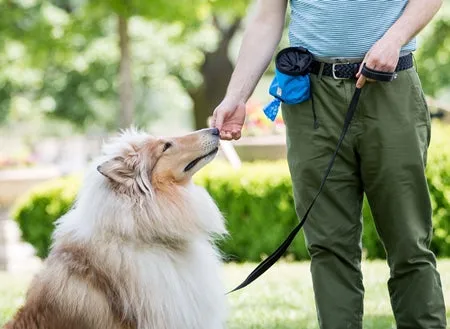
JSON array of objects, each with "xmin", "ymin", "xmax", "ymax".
[{"xmin": 288, "ymin": 0, "xmax": 416, "ymax": 59}]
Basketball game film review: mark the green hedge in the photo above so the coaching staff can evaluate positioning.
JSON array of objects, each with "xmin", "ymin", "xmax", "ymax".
[
  {"xmin": 196, "ymin": 163, "xmax": 385, "ymax": 261},
  {"xmin": 426, "ymin": 124, "xmax": 450, "ymax": 257},
  {"xmin": 11, "ymin": 175, "xmax": 81, "ymax": 259},
  {"xmin": 195, "ymin": 161, "xmax": 309, "ymax": 262},
  {"xmin": 11, "ymin": 123, "xmax": 450, "ymax": 261}
]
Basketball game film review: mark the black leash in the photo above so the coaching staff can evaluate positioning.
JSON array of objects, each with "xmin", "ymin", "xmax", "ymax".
[{"xmin": 228, "ymin": 64, "xmax": 398, "ymax": 294}]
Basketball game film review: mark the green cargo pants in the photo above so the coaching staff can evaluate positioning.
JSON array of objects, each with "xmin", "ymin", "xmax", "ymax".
[{"xmin": 281, "ymin": 66, "xmax": 447, "ymax": 329}]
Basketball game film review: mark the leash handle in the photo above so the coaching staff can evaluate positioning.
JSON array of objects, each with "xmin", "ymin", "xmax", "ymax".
[
  {"xmin": 361, "ymin": 64, "xmax": 397, "ymax": 82},
  {"xmin": 227, "ymin": 88, "xmax": 362, "ymax": 294}
]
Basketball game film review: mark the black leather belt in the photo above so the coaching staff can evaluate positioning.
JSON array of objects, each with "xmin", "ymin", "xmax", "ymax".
[{"xmin": 309, "ymin": 53, "xmax": 413, "ymax": 79}]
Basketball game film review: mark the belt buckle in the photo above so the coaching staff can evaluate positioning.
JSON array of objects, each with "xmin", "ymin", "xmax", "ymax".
[{"xmin": 332, "ymin": 62, "xmax": 351, "ymax": 80}]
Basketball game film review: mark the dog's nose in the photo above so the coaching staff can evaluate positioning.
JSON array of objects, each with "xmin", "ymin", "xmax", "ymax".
[{"xmin": 211, "ymin": 128, "xmax": 220, "ymax": 136}]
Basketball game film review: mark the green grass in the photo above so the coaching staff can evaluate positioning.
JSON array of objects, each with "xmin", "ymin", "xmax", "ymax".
[
  {"xmin": 1, "ymin": 260, "xmax": 449, "ymax": 328},
  {"xmin": 0, "ymin": 271, "xmax": 34, "ymax": 326}
]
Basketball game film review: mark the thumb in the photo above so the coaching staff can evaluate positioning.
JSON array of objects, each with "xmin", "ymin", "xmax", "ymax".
[
  {"xmin": 356, "ymin": 52, "xmax": 370, "ymax": 78},
  {"xmin": 356, "ymin": 75, "xmax": 366, "ymax": 89}
]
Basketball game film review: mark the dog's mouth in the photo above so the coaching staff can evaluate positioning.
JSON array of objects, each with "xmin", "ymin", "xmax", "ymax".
[{"xmin": 184, "ymin": 147, "xmax": 219, "ymax": 172}]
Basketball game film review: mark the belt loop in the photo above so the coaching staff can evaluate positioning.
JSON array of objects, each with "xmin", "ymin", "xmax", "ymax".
[
  {"xmin": 317, "ymin": 62, "xmax": 324, "ymax": 81},
  {"xmin": 412, "ymin": 53, "xmax": 418, "ymax": 74}
]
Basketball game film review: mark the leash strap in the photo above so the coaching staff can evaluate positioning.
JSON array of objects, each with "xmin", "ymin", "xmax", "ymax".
[
  {"xmin": 228, "ymin": 87, "xmax": 362, "ymax": 294},
  {"xmin": 228, "ymin": 64, "xmax": 398, "ymax": 294},
  {"xmin": 361, "ymin": 65, "xmax": 398, "ymax": 82}
]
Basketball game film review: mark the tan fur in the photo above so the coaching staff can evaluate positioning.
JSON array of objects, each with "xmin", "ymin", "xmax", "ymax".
[
  {"xmin": 51, "ymin": 243, "xmax": 136, "ymax": 327},
  {"xmin": 5, "ymin": 252, "xmax": 124, "ymax": 329}
]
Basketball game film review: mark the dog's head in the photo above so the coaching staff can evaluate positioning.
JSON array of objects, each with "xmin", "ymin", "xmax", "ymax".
[
  {"xmin": 54, "ymin": 127, "xmax": 225, "ymax": 247},
  {"xmin": 96, "ymin": 128, "xmax": 220, "ymax": 195}
]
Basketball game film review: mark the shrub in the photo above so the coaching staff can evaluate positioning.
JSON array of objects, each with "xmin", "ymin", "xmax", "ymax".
[
  {"xmin": 196, "ymin": 164, "xmax": 394, "ymax": 261},
  {"xmin": 11, "ymin": 175, "xmax": 81, "ymax": 259},
  {"xmin": 194, "ymin": 161, "xmax": 308, "ymax": 262},
  {"xmin": 427, "ymin": 122, "xmax": 450, "ymax": 257},
  {"xmin": 11, "ymin": 123, "xmax": 450, "ymax": 261}
]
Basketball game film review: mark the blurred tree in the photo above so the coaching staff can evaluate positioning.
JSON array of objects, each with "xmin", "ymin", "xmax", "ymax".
[
  {"xmin": 100, "ymin": 0, "xmax": 251, "ymax": 129},
  {"xmin": 0, "ymin": 0, "xmax": 119, "ymax": 129},
  {"xmin": 0, "ymin": 0, "xmax": 251, "ymax": 130},
  {"xmin": 178, "ymin": 16, "xmax": 243, "ymax": 129},
  {"xmin": 416, "ymin": 12, "xmax": 450, "ymax": 97},
  {"xmin": 2, "ymin": 1, "xmax": 448, "ymax": 133}
]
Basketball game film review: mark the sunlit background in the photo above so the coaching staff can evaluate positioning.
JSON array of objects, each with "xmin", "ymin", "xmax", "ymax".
[
  {"xmin": 0, "ymin": 0, "xmax": 448, "ymax": 173},
  {"xmin": 0, "ymin": 1, "xmax": 449, "ymax": 328}
]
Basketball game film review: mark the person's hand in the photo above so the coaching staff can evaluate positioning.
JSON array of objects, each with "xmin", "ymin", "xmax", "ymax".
[
  {"xmin": 356, "ymin": 35, "xmax": 402, "ymax": 88},
  {"xmin": 211, "ymin": 97, "xmax": 246, "ymax": 140}
]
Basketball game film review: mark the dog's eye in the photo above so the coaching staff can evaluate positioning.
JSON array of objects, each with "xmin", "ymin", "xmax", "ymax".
[{"xmin": 162, "ymin": 142, "xmax": 172, "ymax": 152}]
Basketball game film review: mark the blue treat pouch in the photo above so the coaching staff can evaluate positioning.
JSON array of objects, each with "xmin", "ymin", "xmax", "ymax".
[{"xmin": 263, "ymin": 47, "xmax": 313, "ymax": 121}]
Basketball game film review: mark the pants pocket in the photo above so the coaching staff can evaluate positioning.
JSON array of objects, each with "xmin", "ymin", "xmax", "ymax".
[
  {"xmin": 406, "ymin": 68, "xmax": 431, "ymax": 127},
  {"xmin": 281, "ymin": 96, "xmax": 319, "ymax": 131}
]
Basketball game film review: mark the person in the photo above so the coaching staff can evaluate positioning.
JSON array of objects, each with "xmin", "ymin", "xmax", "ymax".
[{"xmin": 211, "ymin": 1, "xmax": 447, "ymax": 328}]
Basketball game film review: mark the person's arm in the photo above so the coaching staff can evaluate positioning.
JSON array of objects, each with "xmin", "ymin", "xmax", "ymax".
[
  {"xmin": 212, "ymin": 0, "xmax": 288, "ymax": 140},
  {"xmin": 356, "ymin": 0, "xmax": 443, "ymax": 88}
]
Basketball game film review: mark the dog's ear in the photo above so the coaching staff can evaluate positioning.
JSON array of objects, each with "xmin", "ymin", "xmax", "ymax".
[{"xmin": 97, "ymin": 157, "xmax": 134, "ymax": 184}]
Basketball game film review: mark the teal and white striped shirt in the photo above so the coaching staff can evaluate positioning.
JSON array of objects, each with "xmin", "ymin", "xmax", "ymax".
[{"xmin": 288, "ymin": 0, "xmax": 416, "ymax": 59}]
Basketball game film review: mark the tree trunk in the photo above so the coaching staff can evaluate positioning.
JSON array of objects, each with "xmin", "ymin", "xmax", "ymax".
[
  {"xmin": 118, "ymin": 15, "xmax": 134, "ymax": 129},
  {"xmin": 190, "ymin": 18, "xmax": 241, "ymax": 130}
]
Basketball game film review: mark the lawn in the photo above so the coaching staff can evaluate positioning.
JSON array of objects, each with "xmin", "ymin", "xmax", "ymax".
[{"xmin": 1, "ymin": 260, "xmax": 449, "ymax": 328}]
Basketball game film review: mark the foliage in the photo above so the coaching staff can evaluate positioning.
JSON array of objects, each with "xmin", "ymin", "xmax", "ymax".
[
  {"xmin": 1, "ymin": 0, "xmax": 448, "ymax": 133},
  {"xmin": 92, "ymin": 0, "xmax": 249, "ymax": 24},
  {"xmin": 415, "ymin": 3, "xmax": 450, "ymax": 97},
  {"xmin": 0, "ymin": 0, "xmax": 119, "ymax": 129},
  {"xmin": 0, "ymin": 4, "xmax": 194, "ymax": 132},
  {"xmin": 11, "ymin": 174, "xmax": 81, "ymax": 259},
  {"xmin": 195, "ymin": 156, "xmax": 450, "ymax": 261},
  {"xmin": 427, "ymin": 122, "xmax": 450, "ymax": 256},
  {"xmin": 0, "ymin": 0, "xmax": 251, "ymax": 131},
  {"xmin": 195, "ymin": 161, "xmax": 308, "ymax": 261}
]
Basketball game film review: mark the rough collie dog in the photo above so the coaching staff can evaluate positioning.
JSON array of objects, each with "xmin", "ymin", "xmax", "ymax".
[{"xmin": 4, "ymin": 128, "xmax": 227, "ymax": 329}]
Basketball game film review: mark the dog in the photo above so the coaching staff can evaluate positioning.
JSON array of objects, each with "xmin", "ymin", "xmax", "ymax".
[{"xmin": 3, "ymin": 128, "xmax": 227, "ymax": 329}]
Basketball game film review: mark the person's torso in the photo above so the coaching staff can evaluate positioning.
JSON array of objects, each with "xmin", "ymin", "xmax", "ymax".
[{"xmin": 288, "ymin": 0, "xmax": 416, "ymax": 59}]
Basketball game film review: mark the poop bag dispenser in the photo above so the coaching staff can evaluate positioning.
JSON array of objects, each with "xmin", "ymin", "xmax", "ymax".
[{"xmin": 263, "ymin": 47, "xmax": 313, "ymax": 121}]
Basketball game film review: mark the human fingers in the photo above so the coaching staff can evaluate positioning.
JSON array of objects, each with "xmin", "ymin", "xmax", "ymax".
[
  {"xmin": 220, "ymin": 130, "xmax": 233, "ymax": 140},
  {"xmin": 231, "ymin": 130, "xmax": 241, "ymax": 140}
]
